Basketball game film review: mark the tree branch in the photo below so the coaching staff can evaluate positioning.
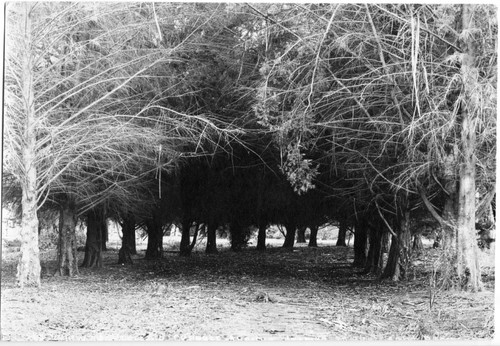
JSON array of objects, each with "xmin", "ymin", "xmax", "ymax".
[
  {"xmin": 417, "ymin": 184, "xmax": 448, "ymax": 228},
  {"xmin": 375, "ymin": 199, "xmax": 397, "ymax": 238}
]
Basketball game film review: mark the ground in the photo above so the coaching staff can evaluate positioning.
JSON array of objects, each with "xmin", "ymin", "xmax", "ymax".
[{"xmin": 0, "ymin": 237, "xmax": 495, "ymax": 341}]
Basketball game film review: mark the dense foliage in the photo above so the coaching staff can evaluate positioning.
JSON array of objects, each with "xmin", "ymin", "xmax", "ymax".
[{"xmin": 2, "ymin": 3, "xmax": 496, "ymax": 291}]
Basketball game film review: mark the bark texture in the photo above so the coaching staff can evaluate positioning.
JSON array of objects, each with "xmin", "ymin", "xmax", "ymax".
[
  {"xmin": 381, "ymin": 211, "xmax": 411, "ymax": 281},
  {"xmin": 58, "ymin": 206, "xmax": 79, "ymax": 276},
  {"xmin": 118, "ymin": 213, "xmax": 135, "ymax": 264},
  {"xmin": 16, "ymin": 2, "xmax": 41, "ymax": 288},
  {"xmin": 363, "ymin": 223, "xmax": 383, "ymax": 275},
  {"xmin": 452, "ymin": 4, "xmax": 482, "ymax": 291},
  {"xmin": 81, "ymin": 209, "xmax": 105, "ymax": 268}
]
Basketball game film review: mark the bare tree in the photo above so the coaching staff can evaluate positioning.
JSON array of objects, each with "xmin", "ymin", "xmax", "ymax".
[
  {"xmin": 250, "ymin": 4, "xmax": 496, "ymax": 290},
  {"xmin": 4, "ymin": 3, "xmax": 240, "ymax": 286}
]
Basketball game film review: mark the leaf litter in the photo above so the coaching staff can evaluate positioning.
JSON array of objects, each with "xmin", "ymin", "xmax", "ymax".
[{"xmin": 1, "ymin": 242, "xmax": 495, "ymax": 341}]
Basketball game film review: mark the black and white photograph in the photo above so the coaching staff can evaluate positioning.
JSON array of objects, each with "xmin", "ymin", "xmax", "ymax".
[{"xmin": 0, "ymin": 2, "xmax": 496, "ymax": 342}]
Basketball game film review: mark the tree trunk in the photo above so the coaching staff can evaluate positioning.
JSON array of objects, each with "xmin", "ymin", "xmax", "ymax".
[
  {"xmin": 16, "ymin": 2, "xmax": 41, "ymax": 288},
  {"xmin": 381, "ymin": 231, "xmax": 390, "ymax": 253},
  {"xmin": 145, "ymin": 217, "xmax": 163, "ymax": 260},
  {"xmin": 453, "ymin": 4, "xmax": 482, "ymax": 291},
  {"xmin": 57, "ymin": 205, "xmax": 79, "ymax": 276},
  {"xmin": 81, "ymin": 209, "xmax": 103, "ymax": 268},
  {"xmin": 125, "ymin": 214, "xmax": 137, "ymax": 255},
  {"xmin": 381, "ymin": 210, "xmax": 411, "ymax": 281},
  {"xmin": 431, "ymin": 176, "xmax": 459, "ymax": 288},
  {"xmin": 17, "ymin": 163, "xmax": 41, "ymax": 286},
  {"xmin": 456, "ymin": 99, "xmax": 481, "ymax": 290},
  {"xmin": 296, "ymin": 226, "xmax": 307, "ymax": 243},
  {"xmin": 256, "ymin": 172, "xmax": 267, "ymax": 251},
  {"xmin": 412, "ymin": 233, "xmax": 424, "ymax": 253},
  {"xmin": 382, "ymin": 235, "xmax": 399, "ymax": 280},
  {"xmin": 282, "ymin": 222, "xmax": 296, "ymax": 248},
  {"xmin": 353, "ymin": 220, "xmax": 367, "ymax": 267},
  {"xmin": 101, "ymin": 220, "xmax": 108, "ymax": 252},
  {"xmin": 308, "ymin": 225, "xmax": 319, "ymax": 248},
  {"xmin": 189, "ymin": 223, "xmax": 201, "ymax": 252},
  {"xmin": 257, "ymin": 222, "xmax": 267, "ymax": 251},
  {"xmin": 336, "ymin": 219, "xmax": 348, "ymax": 247},
  {"xmin": 205, "ymin": 222, "xmax": 218, "ymax": 254},
  {"xmin": 118, "ymin": 213, "xmax": 135, "ymax": 265},
  {"xmin": 363, "ymin": 223, "xmax": 383, "ymax": 275},
  {"xmin": 230, "ymin": 221, "xmax": 244, "ymax": 252},
  {"xmin": 421, "ymin": 5, "xmax": 484, "ymax": 291},
  {"xmin": 180, "ymin": 219, "xmax": 192, "ymax": 256}
]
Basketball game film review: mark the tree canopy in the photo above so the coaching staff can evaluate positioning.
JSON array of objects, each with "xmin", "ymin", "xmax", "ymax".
[{"xmin": 2, "ymin": 3, "xmax": 496, "ymax": 291}]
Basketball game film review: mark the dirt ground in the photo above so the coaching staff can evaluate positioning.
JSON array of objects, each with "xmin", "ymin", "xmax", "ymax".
[{"xmin": 0, "ymin": 238, "xmax": 495, "ymax": 341}]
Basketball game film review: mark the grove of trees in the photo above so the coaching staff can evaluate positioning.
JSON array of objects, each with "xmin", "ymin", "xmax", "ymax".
[{"xmin": 3, "ymin": 3, "xmax": 496, "ymax": 292}]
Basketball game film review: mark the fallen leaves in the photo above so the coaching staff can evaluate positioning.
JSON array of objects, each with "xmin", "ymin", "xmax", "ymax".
[{"xmin": 1, "ymin": 243, "xmax": 495, "ymax": 341}]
